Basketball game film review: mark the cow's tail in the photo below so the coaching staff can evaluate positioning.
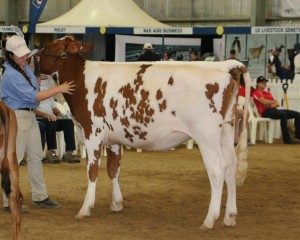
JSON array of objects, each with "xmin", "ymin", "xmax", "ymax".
[
  {"xmin": 0, "ymin": 105, "xmax": 11, "ymax": 196},
  {"xmin": 236, "ymin": 69, "xmax": 250, "ymax": 187}
]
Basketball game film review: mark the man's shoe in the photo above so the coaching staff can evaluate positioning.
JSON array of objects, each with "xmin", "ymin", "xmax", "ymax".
[
  {"xmin": 44, "ymin": 151, "xmax": 60, "ymax": 164},
  {"xmin": 4, "ymin": 205, "xmax": 29, "ymax": 213},
  {"xmin": 62, "ymin": 152, "xmax": 80, "ymax": 163},
  {"xmin": 284, "ymin": 138, "xmax": 300, "ymax": 144},
  {"xmin": 32, "ymin": 197, "xmax": 59, "ymax": 209}
]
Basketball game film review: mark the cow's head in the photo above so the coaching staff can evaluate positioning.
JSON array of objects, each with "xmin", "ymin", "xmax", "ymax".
[{"xmin": 39, "ymin": 36, "xmax": 94, "ymax": 76}]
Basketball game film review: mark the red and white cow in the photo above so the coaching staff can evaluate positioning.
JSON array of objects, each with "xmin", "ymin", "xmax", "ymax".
[
  {"xmin": 39, "ymin": 36, "xmax": 250, "ymax": 229},
  {"xmin": 0, "ymin": 102, "xmax": 22, "ymax": 240}
]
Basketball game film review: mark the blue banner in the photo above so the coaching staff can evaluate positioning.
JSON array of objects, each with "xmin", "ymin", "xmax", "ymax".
[{"xmin": 29, "ymin": 0, "xmax": 48, "ymax": 33}]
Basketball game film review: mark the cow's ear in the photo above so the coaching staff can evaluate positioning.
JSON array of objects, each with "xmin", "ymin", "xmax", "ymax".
[
  {"xmin": 66, "ymin": 42, "xmax": 93, "ymax": 57},
  {"xmin": 66, "ymin": 41, "xmax": 81, "ymax": 53},
  {"xmin": 78, "ymin": 43, "xmax": 94, "ymax": 56}
]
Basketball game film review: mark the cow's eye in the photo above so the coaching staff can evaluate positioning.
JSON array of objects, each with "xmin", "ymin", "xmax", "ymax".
[{"xmin": 44, "ymin": 47, "xmax": 51, "ymax": 54}]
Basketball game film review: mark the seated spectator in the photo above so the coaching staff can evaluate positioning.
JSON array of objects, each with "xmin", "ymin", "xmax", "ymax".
[
  {"xmin": 164, "ymin": 51, "xmax": 174, "ymax": 61},
  {"xmin": 190, "ymin": 50, "xmax": 199, "ymax": 61},
  {"xmin": 253, "ymin": 76, "xmax": 300, "ymax": 144},
  {"xmin": 137, "ymin": 43, "xmax": 160, "ymax": 61},
  {"xmin": 36, "ymin": 84, "xmax": 80, "ymax": 163}
]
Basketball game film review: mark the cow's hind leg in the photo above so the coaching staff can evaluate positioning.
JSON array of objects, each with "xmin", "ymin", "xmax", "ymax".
[
  {"xmin": 75, "ymin": 141, "xmax": 102, "ymax": 218},
  {"xmin": 221, "ymin": 123, "xmax": 238, "ymax": 227},
  {"xmin": 196, "ymin": 131, "xmax": 226, "ymax": 229},
  {"xmin": 106, "ymin": 144, "xmax": 123, "ymax": 212}
]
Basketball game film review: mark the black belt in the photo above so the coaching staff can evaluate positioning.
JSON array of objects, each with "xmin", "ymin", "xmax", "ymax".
[{"xmin": 17, "ymin": 108, "xmax": 35, "ymax": 111}]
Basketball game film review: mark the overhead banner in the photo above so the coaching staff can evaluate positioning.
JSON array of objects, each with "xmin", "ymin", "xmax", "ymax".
[
  {"xmin": 29, "ymin": 0, "xmax": 48, "ymax": 32},
  {"xmin": 279, "ymin": 0, "xmax": 300, "ymax": 17},
  {"xmin": 251, "ymin": 26, "xmax": 300, "ymax": 34},
  {"xmin": 134, "ymin": 27, "xmax": 193, "ymax": 35},
  {"xmin": 0, "ymin": 26, "xmax": 17, "ymax": 33},
  {"xmin": 35, "ymin": 26, "xmax": 86, "ymax": 34}
]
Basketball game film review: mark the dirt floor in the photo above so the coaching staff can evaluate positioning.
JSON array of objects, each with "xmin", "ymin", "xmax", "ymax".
[{"xmin": 0, "ymin": 141, "xmax": 299, "ymax": 240}]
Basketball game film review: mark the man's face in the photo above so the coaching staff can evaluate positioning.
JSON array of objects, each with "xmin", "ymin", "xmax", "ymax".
[
  {"xmin": 191, "ymin": 53, "xmax": 198, "ymax": 61},
  {"xmin": 258, "ymin": 80, "xmax": 268, "ymax": 89}
]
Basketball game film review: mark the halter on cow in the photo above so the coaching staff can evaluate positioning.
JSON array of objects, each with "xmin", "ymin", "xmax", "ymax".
[
  {"xmin": 39, "ymin": 36, "xmax": 250, "ymax": 229},
  {"xmin": 0, "ymin": 102, "xmax": 22, "ymax": 240}
]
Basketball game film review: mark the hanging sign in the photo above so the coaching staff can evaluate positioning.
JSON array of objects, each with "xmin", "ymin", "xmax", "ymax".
[
  {"xmin": 36, "ymin": 26, "xmax": 86, "ymax": 33},
  {"xmin": 0, "ymin": 26, "xmax": 16, "ymax": 33},
  {"xmin": 252, "ymin": 26, "xmax": 300, "ymax": 34},
  {"xmin": 134, "ymin": 27, "xmax": 193, "ymax": 35}
]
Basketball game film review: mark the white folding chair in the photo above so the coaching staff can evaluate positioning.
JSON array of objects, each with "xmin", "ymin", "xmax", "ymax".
[
  {"xmin": 238, "ymin": 97, "xmax": 269, "ymax": 145},
  {"xmin": 240, "ymin": 97, "xmax": 280, "ymax": 144},
  {"xmin": 52, "ymin": 102, "xmax": 66, "ymax": 159}
]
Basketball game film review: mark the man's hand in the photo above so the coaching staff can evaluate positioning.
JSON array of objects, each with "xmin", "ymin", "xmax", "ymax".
[{"xmin": 46, "ymin": 114, "xmax": 58, "ymax": 121}]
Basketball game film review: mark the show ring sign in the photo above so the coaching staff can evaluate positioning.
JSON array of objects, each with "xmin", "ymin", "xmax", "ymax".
[
  {"xmin": 134, "ymin": 27, "xmax": 193, "ymax": 35},
  {"xmin": 252, "ymin": 26, "xmax": 300, "ymax": 34}
]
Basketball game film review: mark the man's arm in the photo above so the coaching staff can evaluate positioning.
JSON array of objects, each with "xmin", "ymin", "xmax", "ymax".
[
  {"xmin": 257, "ymin": 96, "xmax": 279, "ymax": 108},
  {"xmin": 35, "ymin": 109, "xmax": 58, "ymax": 121}
]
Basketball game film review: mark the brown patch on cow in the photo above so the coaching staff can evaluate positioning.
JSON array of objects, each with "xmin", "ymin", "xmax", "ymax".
[
  {"xmin": 220, "ymin": 79, "xmax": 237, "ymax": 120},
  {"xmin": 118, "ymin": 64, "xmax": 155, "ymax": 141},
  {"xmin": 134, "ymin": 64, "xmax": 152, "ymax": 92},
  {"xmin": 133, "ymin": 126, "xmax": 147, "ymax": 140},
  {"xmin": 124, "ymin": 128, "xmax": 134, "ymax": 143},
  {"xmin": 238, "ymin": 66, "xmax": 248, "ymax": 75},
  {"xmin": 110, "ymin": 98, "xmax": 118, "ymax": 120},
  {"xmin": 156, "ymin": 89, "xmax": 167, "ymax": 112},
  {"xmin": 96, "ymin": 128, "xmax": 101, "ymax": 135},
  {"xmin": 89, "ymin": 143, "xmax": 102, "ymax": 182},
  {"xmin": 120, "ymin": 117, "xmax": 130, "ymax": 127},
  {"xmin": 119, "ymin": 83, "xmax": 136, "ymax": 108},
  {"xmin": 93, "ymin": 78, "xmax": 115, "ymax": 132},
  {"xmin": 229, "ymin": 67, "xmax": 241, "ymax": 83},
  {"xmin": 171, "ymin": 111, "xmax": 176, "ymax": 116},
  {"xmin": 159, "ymin": 99, "xmax": 167, "ymax": 112},
  {"xmin": 168, "ymin": 77, "xmax": 174, "ymax": 85},
  {"xmin": 106, "ymin": 147, "xmax": 121, "ymax": 179},
  {"xmin": 156, "ymin": 89, "xmax": 163, "ymax": 100},
  {"xmin": 68, "ymin": 74, "xmax": 93, "ymax": 141},
  {"xmin": 205, "ymin": 83, "xmax": 219, "ymax": 113},
  {"xmin": 93, "ymin": 78, "xmax": 107, "ymax": 118},
  {"xmin": 89, "ymin": 160, "xmax": 99, "ymax": 182},
  {"xmin": 131, "ymin": 89, "xmax": 154, "ymax": 126}
]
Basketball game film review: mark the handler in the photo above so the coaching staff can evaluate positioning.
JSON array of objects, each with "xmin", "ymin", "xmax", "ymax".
[{"xmin": 1, "ymin": 34, "xmax": 75, "ymax": 211}]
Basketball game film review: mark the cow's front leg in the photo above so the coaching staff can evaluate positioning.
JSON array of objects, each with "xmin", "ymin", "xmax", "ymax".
[
  {"xmin": 106, "ymin": 144, "xmax": 123, "ymax": 212},
  {"xmin": 76, "ymin": 142, "xmax": 102, "ymax": 218}
]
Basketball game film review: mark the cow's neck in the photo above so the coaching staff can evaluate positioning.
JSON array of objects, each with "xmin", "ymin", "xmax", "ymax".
[{"xmin": 57, "ymin": 56, "xmax": 86, "ymax": 120}]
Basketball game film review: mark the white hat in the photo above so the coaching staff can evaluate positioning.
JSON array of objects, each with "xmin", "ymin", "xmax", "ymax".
[
  {"xmin": 143, "ymin": 43, "xmax": 153, "ymax": 50},
  {"xmin": 6, "ymin": 35, "xmax": 31, "ymax": 57}
]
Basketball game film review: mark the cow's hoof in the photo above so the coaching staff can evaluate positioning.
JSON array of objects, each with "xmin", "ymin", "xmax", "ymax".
[
  {"xmin": 110, "ymin": 201, "xmax": 123, "ymax": 212},
  {"xmin": 199, "ymin": 224, "xmax": 213, "ymax": 231},
  {"xmin": 223, "ymin": 215, "xmax": 236, "ymax": 227},
  {"xmin": 75, "ymin": 210, "xmax": 90, "ymax": 219}
]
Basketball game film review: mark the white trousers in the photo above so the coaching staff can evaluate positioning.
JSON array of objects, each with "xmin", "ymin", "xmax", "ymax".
[{"xmin": 3, "ymin": 110, "xmax": 48, "ymax": 207}]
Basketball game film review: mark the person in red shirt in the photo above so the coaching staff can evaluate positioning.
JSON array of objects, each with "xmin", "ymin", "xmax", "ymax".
[
  {"xmin": 239, "ymin": 74, "xmax": 255, "ymax": 97},
  {"xmin": 253, "ymin": 76, "xmax": 300, "ymax": 144}
]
